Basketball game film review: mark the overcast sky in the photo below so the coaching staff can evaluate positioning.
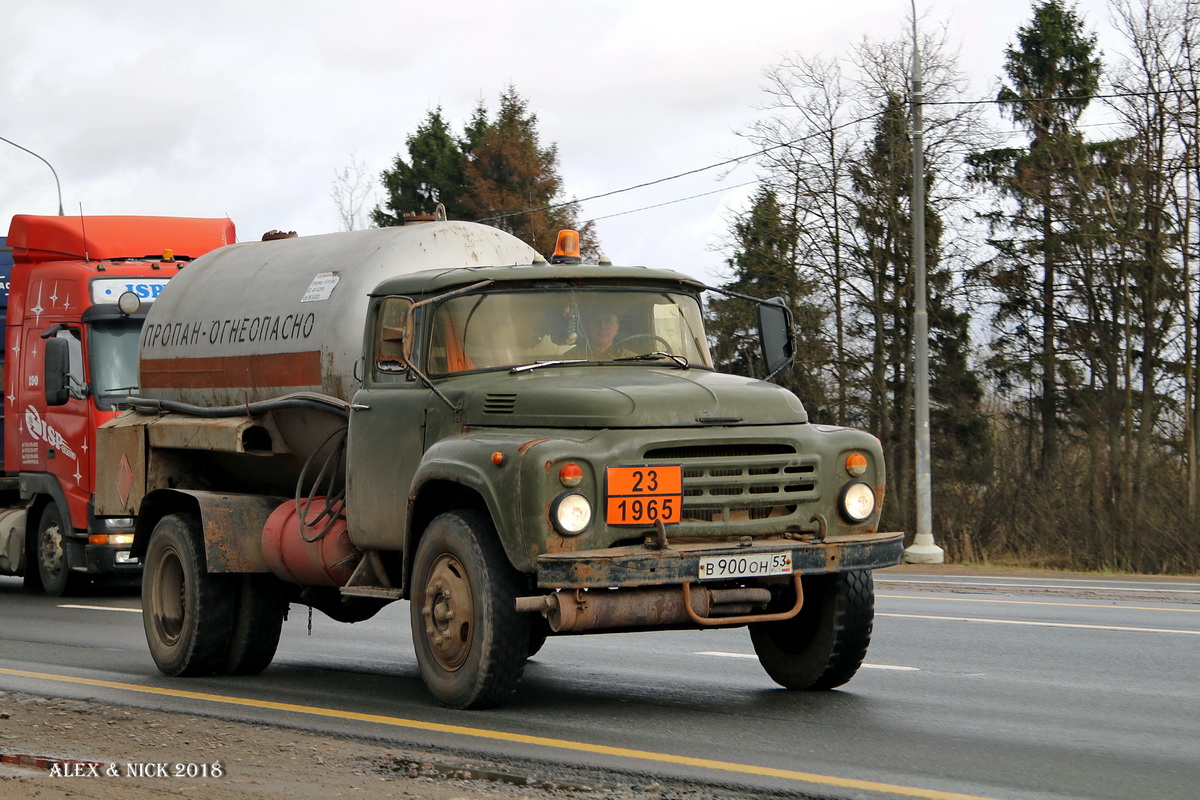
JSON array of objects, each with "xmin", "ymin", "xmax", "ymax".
[{"xmin": 2, "ymin": 0, "xmax": 1121, "ymax": 284}]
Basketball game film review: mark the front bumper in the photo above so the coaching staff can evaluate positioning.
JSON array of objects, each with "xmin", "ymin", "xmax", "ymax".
[
  {"xmin": 68, "ymin": 538, "xmax": 142, "ymax": 575},
  {"xmin": 535, "ymin": 530, "xmax": 904, "ymax": 589}
]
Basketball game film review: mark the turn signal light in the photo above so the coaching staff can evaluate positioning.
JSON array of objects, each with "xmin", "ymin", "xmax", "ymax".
[
  {"xmin": 845, "ymin": 453, "xmax": 868, "ymax": 477},
  {"xmin": 559, "ymin": 463, "xmax": 584, "ymax": 487}
]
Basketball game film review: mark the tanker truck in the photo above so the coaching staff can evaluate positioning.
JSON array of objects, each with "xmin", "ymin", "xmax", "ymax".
[
  {"xmin": 0, "ymin": 214, "xmax": 235, "ymax": 595},
  {"xmin": 94, "ymin": 217, "xmax": 903, "ymax": 708}
]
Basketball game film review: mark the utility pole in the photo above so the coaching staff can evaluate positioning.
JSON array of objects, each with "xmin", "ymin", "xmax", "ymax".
[
  {"xmin": 904, "ymin": 5, "xmax": 944, "ymax": 564},
  {"xmin": 0, "ymin": 135, "xmax": 65, "ymax": 216}
]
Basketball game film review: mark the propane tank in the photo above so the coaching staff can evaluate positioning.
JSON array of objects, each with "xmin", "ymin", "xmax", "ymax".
[
  {"xmin": 137, "ymin": 222, "xmax": 540, "ymax": 407},
  {"xmin": 261, "ymin": 498, "xmax": 358, "ymax": 586}
]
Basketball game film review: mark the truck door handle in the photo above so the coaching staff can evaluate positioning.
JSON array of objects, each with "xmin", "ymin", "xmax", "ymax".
[{"xmin": 350, "ymin": 403, "xmax": 370, "ymax": 411}]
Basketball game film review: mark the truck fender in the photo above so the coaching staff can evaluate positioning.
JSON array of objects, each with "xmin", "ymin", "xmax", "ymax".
[
  {"xmin": 404, "ymin": 460, "xmax": 515, "ymax": 580},
  {"xmin": 132, "ymin": 489, "xmax": 286, "ymax": 573}
]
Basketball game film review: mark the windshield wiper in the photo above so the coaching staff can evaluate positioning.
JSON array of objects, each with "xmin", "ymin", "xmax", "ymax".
[
  {"xmin": 510, "ymin": 359, "xmax": 589, "ymax": 374},
  {"xmin": 613, "ymin": 352, "xmax": 690, "ymax": 369}
]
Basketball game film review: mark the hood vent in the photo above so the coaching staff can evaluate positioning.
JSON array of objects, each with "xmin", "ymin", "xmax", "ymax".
[{"xmin": 483, "ymin": 393, "xmax": 517, "ymax": 414}]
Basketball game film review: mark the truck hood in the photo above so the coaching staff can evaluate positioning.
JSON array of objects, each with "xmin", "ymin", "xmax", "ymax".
[{"xmin": 458, "ymin": 367, "xmax": 808, "ymax": 428}]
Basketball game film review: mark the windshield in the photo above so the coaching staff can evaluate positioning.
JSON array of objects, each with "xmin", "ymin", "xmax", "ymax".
[
  {"xmin": 426, "ymin": 288, "xmax": 713, "ymax": 375},
  {"xmin": 88, "ymin": 318, "xmax": 143, "ymax": 410}
]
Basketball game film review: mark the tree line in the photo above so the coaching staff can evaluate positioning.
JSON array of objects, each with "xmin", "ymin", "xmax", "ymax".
[
  {"xmin": 714, "ymin": 0, "xmax": 1200, "ymax": 574},
  {"xmin": 357, "ymin": 0, "xmax": 1200, "ymax": 574}
]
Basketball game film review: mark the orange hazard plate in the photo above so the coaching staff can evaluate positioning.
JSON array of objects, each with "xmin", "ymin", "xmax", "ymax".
[{"xmin": 605, "ymin": 465, "xmax": 683, "ymax": 526}]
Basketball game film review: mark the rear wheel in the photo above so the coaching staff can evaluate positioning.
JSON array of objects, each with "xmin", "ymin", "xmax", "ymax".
[
  {"xmin": 224, "ymin": 573, "xmax": 288, "ymax": 675},
  {"xmin": 36, "ymin": 504, "xmax": 84, "ymax": 597},
  {"xmin": 410, "ymin": 510, "xmax": 529, "ymax": 709},
  {"xmin": 142, "ymin": 512, "xmax": 235, "ymax": 676},
  {"xmin": 749, "ymin": 570, "xmax": 874, "ymax": 690}
]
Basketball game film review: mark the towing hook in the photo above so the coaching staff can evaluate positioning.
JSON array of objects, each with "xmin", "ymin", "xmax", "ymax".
[{"xmin": 643, "ymin": 519, "xmax": 669, "ymax": 551}]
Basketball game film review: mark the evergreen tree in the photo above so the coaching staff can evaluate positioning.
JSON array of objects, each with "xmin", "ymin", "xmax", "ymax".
[
  {"xmin": 459, "ymin": 85, "xmax": 595, "ymax": 257},
  {"xmin": 371, "ymin": 108, "xmax": 471, "ymax": 226},
  {"xmin": 372, "ymin": 88, "xmax": 596, "ymax": 259},
  {"xmin": 968, "ymin": 0, "xmax": 1102, "ymax": 473},
  {"xmin": 708, "ymin": 186, "xmax": 830, "ymax": 417}
]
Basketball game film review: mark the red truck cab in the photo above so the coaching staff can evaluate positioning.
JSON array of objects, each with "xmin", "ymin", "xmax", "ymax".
[{"xmin": 0, "ymin": 215, "xmax": 235, "ymax": 595}]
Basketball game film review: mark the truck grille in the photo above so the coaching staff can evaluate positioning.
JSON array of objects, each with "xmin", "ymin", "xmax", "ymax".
[{"xmin": 642, "ymin": 443, "xmax": 817, "ymax": 525}]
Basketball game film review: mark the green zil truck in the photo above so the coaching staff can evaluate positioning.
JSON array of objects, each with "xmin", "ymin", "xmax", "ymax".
[{"xmin": 94, "ymin": 219, "xmax": 903, "ymax": 708}]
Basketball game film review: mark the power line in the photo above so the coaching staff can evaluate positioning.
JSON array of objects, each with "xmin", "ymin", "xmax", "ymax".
[
  {"xmin": 582, "ymin": 178, "xmax": 763, "ymax": 224},
  {"xmin": 475, "ymin": 108, "xmax": 890, "ymax": 225},
  {"xmin": 481, "ymin": 88, "xmax": 1193, "ymax": 228}
]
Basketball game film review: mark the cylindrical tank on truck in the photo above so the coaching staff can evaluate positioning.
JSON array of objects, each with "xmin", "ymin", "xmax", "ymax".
[{"xmin": 95, "ymin": 217, "xmax": 904, "ymax": 708}]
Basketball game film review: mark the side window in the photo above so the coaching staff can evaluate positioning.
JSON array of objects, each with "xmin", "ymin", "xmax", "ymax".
[{"xmin": 373, "ymin": 297, "xmax": 413, "ymax": 379}]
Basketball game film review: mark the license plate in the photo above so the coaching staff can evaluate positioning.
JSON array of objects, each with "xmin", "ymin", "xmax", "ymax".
[
  {"xmin": 605, "ymin": 465, "xmax": 683, "ymax": 526},
  {"xmin": 698, "ymin": 552, "xmax": 792, "ymax": 581}
]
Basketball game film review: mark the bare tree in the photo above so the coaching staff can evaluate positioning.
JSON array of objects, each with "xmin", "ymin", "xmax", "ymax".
[{"xmin": 331, "ymin": 151, "xmax": 375, "ymax": 232}]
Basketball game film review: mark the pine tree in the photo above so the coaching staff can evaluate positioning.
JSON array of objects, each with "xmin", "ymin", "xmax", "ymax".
[
  {"xmin": 969, "ymin": 0, "xmax": 1102, "ymax": 473},
  {"xmin": 371, "ymin": 108, "xmax": 471, "ymax": 226},
  {"xmin": 459, "ymin": 85, "xmax": 595, "ymax": 257},
  {"xmin": 708, "ymin": 186, "xmax": 830, "ymax": 416}
]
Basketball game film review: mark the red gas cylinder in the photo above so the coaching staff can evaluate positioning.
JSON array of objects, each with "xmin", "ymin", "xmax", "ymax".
[{"xmin": 261, "ymin": 498, "xmax": 357, "ymax": 586}]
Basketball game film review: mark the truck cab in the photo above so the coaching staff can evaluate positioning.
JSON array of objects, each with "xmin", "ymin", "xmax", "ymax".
[{"xmin": 0, "ymin": 215, "xmax": 235, "ymax": 594}]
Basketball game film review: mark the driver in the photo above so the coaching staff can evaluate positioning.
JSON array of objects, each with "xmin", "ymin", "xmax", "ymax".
[{"xmin": 564, "ymin": 305, "xmax": 637, "ymax": 359}]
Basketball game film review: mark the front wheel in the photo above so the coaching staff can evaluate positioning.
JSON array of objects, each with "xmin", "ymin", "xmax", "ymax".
[
  {"xmin": 749, "ymin": 570, "xmax": 874, "ymax": 690},
  {"xmin": 142, "ymin": 512, "xmax": 235, "ymax": 676},
  {"xmin": 36, "ymin": 504, "xmax": 84, "ymax": 597},
  {"xmin": 409, "ymin": 510, "xmax": 530, "ymax": 709}
]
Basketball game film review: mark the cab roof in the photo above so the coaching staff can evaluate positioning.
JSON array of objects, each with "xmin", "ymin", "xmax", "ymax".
[
  {"xmin": 6, "ymin": 215, "xmax": 236, "ymax": 264},
  {"xmin": 370, "ymin": 262, "xmax": 708, "ymax": 297}
]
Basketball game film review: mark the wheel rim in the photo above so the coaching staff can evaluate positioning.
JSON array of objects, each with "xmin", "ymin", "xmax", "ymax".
[
  {"xmin": 151, "ymin": 546, "xmax": 186, "ymax": 646},
  {"xmin": 421, "ymin": 553, "xmax": 474, "ymax": 672},
  {"xmin": 39, "ymin": 523, "xmax": 65, "ymax": 581}
]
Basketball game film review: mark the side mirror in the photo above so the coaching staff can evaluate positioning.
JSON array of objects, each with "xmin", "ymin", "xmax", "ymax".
[
  {"xmin": 44, "ymin": 337, "xmax": 71, "ymax": 406},
  {"xmin": 757, "ymin": 298, "xmax": 794, "ymax": 380}
]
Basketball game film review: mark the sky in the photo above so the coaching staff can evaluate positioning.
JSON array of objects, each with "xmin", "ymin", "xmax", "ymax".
[{"xmin": 2, "ymin": 0, "xmax": 1123, "ymax": 285}]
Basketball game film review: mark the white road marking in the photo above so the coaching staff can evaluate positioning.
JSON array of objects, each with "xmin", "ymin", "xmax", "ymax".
[
  {"xmin": 879, "ymin": 612, "xmax": 1200, "ymax": 635},
  {"xmin": 57, "ymin": 604, "xmax": 142, "ymax": 613},
  {"xmin": 878, "ymin": 578, "xmax": 1200, "ymax": 595},
  {"xmin": 696, "ymin": 651, "xmax": 919, "ymax": 670}
]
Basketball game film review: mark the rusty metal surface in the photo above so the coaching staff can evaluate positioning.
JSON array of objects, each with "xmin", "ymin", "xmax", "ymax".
[
  {"xmin": 535, "ymin": 531, "xmax": 904, "ymax": 589},
  {"xmin": 93, "ymin": 414, "xmax": 148, "ymax": 516},
  {"xmin": 146, "ymin": 415, "xmax": 279, "ymax": 454},
  {"xmin": 681, "ymin": 574, "xmax": 803, "ymax": 627},
  {"xmin": 185, "ymin": 491, "xmax": 287, "ymax": 573}
]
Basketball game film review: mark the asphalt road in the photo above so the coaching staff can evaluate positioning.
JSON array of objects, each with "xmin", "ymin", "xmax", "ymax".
[{"xmin": 1, "ymin": 569, "xmax": 1197, "ymax": 800}]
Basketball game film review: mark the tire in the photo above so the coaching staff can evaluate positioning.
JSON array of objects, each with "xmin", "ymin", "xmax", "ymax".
[
  {"xmin": 224, "ymin": 573, "xmax": 288, "ymax": 675},
  {"xmin": 526, "ymin": 615, "xmax": 551, "ymax": 660},
  {"xmin": 409, "ymin": 510, "xmax": 530, "ymax": 709},
  {"xmin": 36, "ymin": 504, "xmax": 84, "ymax": 597},
  {"xmin": 749, "ymin": 570, "xmax": 874, "ymax": 690},
  {"xmin": 142, "ymin": 512, "xmax": 235, "ymax": 677}
]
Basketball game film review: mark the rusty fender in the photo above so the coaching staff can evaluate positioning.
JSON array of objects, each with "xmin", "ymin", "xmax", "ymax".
[{"xmin": 515, "ymin": 575, "xmax": 806, "ymax": 632}]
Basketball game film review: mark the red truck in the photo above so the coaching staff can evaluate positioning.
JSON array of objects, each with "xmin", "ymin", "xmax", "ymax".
[{"xmin": 0, "ymin": 214, "xmax": 235, "ymax": 595}]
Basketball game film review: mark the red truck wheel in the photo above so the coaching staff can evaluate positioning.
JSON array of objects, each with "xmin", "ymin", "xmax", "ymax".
[
  {"xmin": 141, "ymin": 512, "xmax": 236, "ymax": 676},
  {"xmin": 36, "ymin": 505, "xmax": 83, "ymax": 597},
  {"xmin": 409, "ymin": 510, "xmax": 529, "ymax": 709},
  {"xmin": 749, "ymin": 570, "xmax": 874, "ymax": 690}
]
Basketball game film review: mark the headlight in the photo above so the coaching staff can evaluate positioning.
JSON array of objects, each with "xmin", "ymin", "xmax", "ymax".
[
  {"xmin": 104, "ymin": 517, "xmax": 135, "ymax": 530},
  {"xmin": 838, "ymin": 481, "xmax": 876, "ymax": 523},
  {"xmin": 550, "ymin": 492, "xmax": 592, "ymax": 536}
]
